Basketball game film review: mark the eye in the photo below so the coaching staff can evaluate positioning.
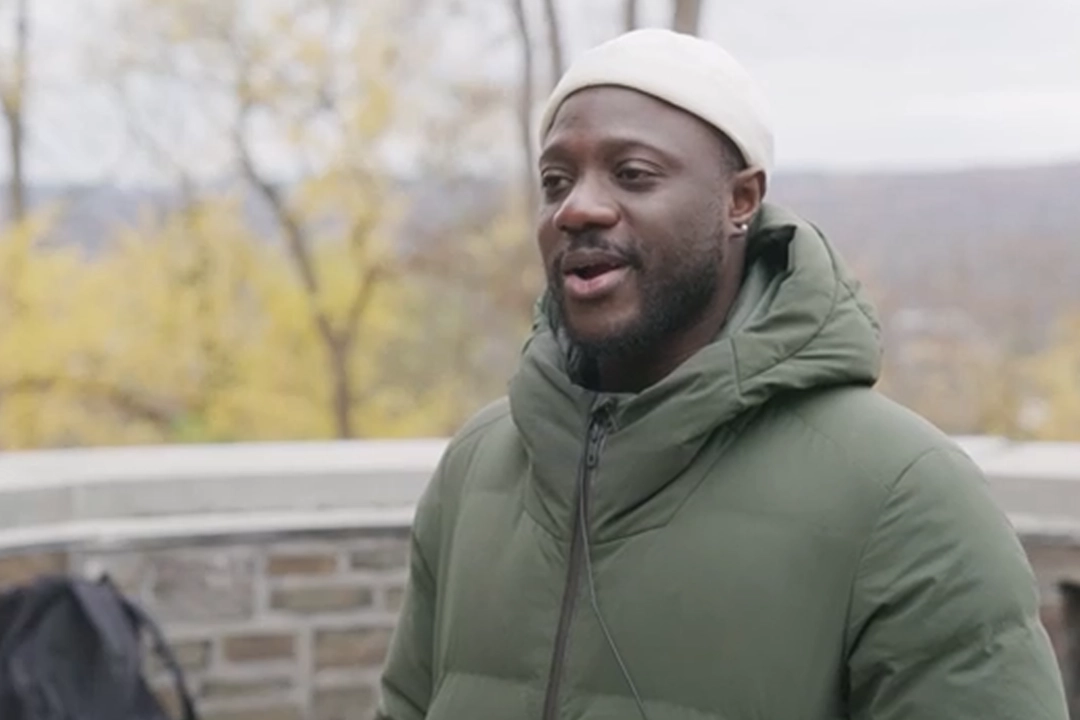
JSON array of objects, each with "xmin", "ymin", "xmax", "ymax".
[
  {"xmin": 615, "ymin": 163, "xmax": 658, "ymax": 186},
  {"xmin": 540, "ymin": 171, "xmax": 572, "ymax": 198}
]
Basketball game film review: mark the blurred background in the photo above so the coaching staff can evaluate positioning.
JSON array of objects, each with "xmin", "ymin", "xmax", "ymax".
[
  {"xmin": 1, "ymin": 3, "xmax": 1079, "ymax": 718},
  {"xmin": 0, "ymin": 0, "xmax": 1078, "ymax": 449}
]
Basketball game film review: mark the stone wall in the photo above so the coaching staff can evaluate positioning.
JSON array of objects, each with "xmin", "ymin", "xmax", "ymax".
[
  {"xmin": 3, "ymin": 436, "xmax": 1080, "ymax": 718},
  {"xmin": 1025, "ymin": 533, "xmax": 1080, "ymax": 711},
  {"xmin": 3, "ymin": 525, "xmax": 1080, "ymax": 719},
  {"xmin": 0, "ymin": 526, "xmax": 410, "ymax": 720}
]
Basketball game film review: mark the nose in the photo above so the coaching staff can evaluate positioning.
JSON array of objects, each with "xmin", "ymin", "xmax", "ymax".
[{"xmin": 552, "ymin": 174, "xmax": 619, "ymax": 235}]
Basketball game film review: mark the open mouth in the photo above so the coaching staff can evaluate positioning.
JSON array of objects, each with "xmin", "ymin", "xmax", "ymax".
[
  {"xmin": 560, "ymin": 252, "xmax": 632, "ymax": 300},
  {"xmin": 567, "ymin": 261, "xmax": 625, "ymax": 280}
]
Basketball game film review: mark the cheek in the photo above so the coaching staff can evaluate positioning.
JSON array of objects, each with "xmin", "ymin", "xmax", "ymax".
[
  {"xmin": 679, "ymin": 205, "xmax": 727, "ymax": 258},
  {"xmin": 535, "ymin": 221, "xmax": 560, "ymax": 265},
  {"xmin": 644, "ymin": 216, "xmax": 721, "ymax": 264}
]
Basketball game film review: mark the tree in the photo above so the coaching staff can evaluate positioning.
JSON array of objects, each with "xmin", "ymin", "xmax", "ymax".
[
  {"xmin": 105, "ymin": 0, "xmax": 435, "ymax": 439},
  {"xmin": 1024, "ymin": 311, "xmax": 1080, "ymax": 441},
  {"xmin": 0, "ymin": 190, "xmax": 467, "ymax": 447},
  {"xmin": 672, "ymin": 0, "xmax": 705, "ymax": 35},
  {"xmin": 0, "ymin": 0, "xmax": 489, "ymax": 448},
  {"xmin": 623, "ymin": 0, "xmax": 640, "ymax": 31},
  {"xmin": 0, "ymin": 0, "xmax": 29, "ymax": 223},
  {"xmin": 507, "ymin": 0, "xmax": 539, "ymax": 207},
  {"xmin": 0, "ymin": 206, "xmax": 189, "ymax": 447}
]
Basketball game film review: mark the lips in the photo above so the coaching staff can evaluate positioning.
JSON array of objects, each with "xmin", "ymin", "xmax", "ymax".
[{"xmin": 560, "ymin": 249, "xmax": 632, "ymax": 301}]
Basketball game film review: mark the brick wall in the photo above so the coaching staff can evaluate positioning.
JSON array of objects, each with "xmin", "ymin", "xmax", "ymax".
[
  {"xmin": 1025, "ymin": 536, "xmax": 1080, "ymax": 714},
  {"xmin": 2, "ymin": 526, "xmax": 1079, "ymax": 719},
  {"xmin": 0, "ymin": 527, "xmax": 409, "ymax": 720}
]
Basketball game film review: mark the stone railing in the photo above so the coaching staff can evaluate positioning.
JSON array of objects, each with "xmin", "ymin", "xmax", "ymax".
[
  {"xmin": 0, "ymin": 440, "xmax": 439, "ymax": 720},
  {"xmin": 0, "ymin": 523, "xmax": 411, "ymax": 720},
  {"xmin": 1, "ymin": 435, "xmax": 1079, "ymax": 719}
]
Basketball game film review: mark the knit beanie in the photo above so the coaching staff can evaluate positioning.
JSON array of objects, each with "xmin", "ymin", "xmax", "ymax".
[{"xmin": 538, "ymin": 29, "xmax": 775, "ymax": 175}]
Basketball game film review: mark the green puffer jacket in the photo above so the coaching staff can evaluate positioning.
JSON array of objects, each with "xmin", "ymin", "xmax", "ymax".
[{"xmin": 376, "ymin": 204, "xmax": 1068, "ymax": 720}]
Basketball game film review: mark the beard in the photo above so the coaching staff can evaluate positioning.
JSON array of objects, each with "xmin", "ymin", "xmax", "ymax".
[{"xmin": 547, "ymin": 228, "xmax": 726, "ymax": 363}]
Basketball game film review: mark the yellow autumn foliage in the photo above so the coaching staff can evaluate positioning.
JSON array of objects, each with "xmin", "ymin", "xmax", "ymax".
[
  {"xmin": 0, "ymin": 192, "xmax": 466, "ymax": 449},
  {"xmin": 1025, "ymin": 312, "xmax": 1080, "ymax": 441}
]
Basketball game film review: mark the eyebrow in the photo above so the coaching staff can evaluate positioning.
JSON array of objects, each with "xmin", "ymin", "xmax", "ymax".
[{"xmin": 539, "ymin": 134, "xmax": 681, "ymax": 167}]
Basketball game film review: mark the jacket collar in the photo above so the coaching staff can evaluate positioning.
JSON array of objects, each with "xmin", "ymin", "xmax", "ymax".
[{"xmin": 508, "ymin": 203, "xmax": 882, "ymax": 541}]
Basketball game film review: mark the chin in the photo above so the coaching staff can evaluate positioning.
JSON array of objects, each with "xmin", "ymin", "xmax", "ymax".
[{"xmin": 563, "ymin": 312, "xmax": 643, "ymax": 358}]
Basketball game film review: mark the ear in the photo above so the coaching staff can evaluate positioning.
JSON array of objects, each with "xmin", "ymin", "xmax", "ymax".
[{"xmin": 729, "ymin": 168, "xmax": 766, "ymax": 230}]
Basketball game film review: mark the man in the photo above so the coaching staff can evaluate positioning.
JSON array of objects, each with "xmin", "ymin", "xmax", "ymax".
[{"xmin": 376, "ymin": 29, "xmax": 1069, "ymax": 720}]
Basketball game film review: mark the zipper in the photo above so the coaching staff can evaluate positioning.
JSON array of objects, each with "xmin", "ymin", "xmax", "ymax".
[{"xmin": 541, "ymin": 407, "xmax": 609, "ymax": 720}]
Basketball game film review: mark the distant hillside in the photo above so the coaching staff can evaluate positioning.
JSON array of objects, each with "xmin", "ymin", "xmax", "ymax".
[
  {"xmin": 5, "ymin": 161, "xmax": 1078, "ymax": 343},
  {"xmin": 769, "ymin": 161, "xmax": 1080, "ymax": 280},
  {"xmin": 768, "ymin": 162, "xmax": 1080, "ymax": 348}
]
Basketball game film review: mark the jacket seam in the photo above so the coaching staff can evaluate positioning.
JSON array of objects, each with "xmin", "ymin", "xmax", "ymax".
[
  {"xmin": 840, "ymin": 275, "xmax": 879, "ymax": 329},
  {"xmin": 869, "ymin": 601, "xmax": 1032, "ymax": 669},
  {"xmin": 588, "ymin": 410, "xmax": 761, "ymax": 547},
  {"xmin": 521, "ymin": 496, "xmax": 562, "ymax": 542},
  {"xmin": 783, "ymin": 401, "xmax": 887, "ymax": 482},
  {"xmin": 430, "ymin": 405, "xmax": 507, "ymax": 557},
  {"xmin": 729, "ymin": 336, "xmax": 744, "ymax": 400},
  {"xmin": 433, "ymin": 403, "xmax": 511, "ymax": 520},
  {"xmin": 420, "ymin": 402, "xmax": 510, "ymax": 703},
  {"xmin": 410, "ymin": 529, "xmax": 437, "ymax": 591},
  {"xmin": 449, "ymin": 403, "xmax": 511, "ymax": 452},
  {"xmin": 840, "ymin": 447, "xmax": 944, "ymax": 659},
  {"xmin": 378, "ymin": 673, "xmax": 427, "ymax": 720}
]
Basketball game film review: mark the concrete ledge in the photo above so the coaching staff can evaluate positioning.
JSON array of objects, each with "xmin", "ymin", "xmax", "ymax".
[
  {"xmin": 0, "ymin": 439, "xmax": 445, "ymax": 529},
  {"xmin": 0, "ymin": 436, "xmax": 1073, "ymax": 720},
  {"xmin": 0, "ymin": 508, "xmax": 416, "ymax": 555},
  {"xmin": 0, "ymin": 506, "xmax": 1073, "ymax": 558},
  {"xmin": 0, "ymin": 435, "xmax": 1078, "ymax": 553},
  {"xmin": 1012, "ymin": 514, "xmax": 1080, "ymax": 546}
]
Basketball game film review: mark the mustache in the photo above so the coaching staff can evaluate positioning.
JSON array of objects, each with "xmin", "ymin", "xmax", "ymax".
[{"xmin": 554, "ymin": 231, "xmax": 644, "ymax": 270}]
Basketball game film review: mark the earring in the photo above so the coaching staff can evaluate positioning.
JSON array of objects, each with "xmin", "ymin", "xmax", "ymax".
[{"xmin": 736, "ymin": 223, "xmax": 749, "ymax": 234}]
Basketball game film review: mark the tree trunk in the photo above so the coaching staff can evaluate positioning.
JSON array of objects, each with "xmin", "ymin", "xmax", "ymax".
[
  {"xmin": 327, "ymin": 335, "xmax": 354, "ymax": 438},
  {"xmin": 2, "ymin": 0, "xmax": 29, "ymax": 223},
  {"xmin": 671, "ymin": 0, "xmax": 704, "ymax": 36},
  {"xmin": 623, "ymin": 0, "xmax": 640, "ymax": 32},
  {"xmin": 235, "ymin": 101, "xmax": 360, "ymax": 439},
  {"xmin": 508, "ymin": 0, "xmax": 538, "ymax": 207},
  {"xmin": 539, "ymin": 0, "xmax": 564, "ymax": 87}
]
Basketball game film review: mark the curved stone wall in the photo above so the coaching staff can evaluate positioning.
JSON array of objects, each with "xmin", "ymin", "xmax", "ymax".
[{"xmin": 1, "ymin": 436, "xmax": 1078, "ymax": 718}]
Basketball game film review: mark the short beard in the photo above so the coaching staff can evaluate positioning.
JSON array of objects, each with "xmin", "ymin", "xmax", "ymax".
[{"xmin": 549, "ymin": 234, "xmax": 725, "ymax": 367}]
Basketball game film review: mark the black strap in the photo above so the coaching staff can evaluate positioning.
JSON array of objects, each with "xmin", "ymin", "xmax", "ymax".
[{"xmin": 103, "ymin": 576, "xmax": 200, "ymax": 720}]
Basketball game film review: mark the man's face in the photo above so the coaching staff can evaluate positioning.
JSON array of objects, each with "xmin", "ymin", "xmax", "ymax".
[{"xmin": 537, "ymin": 87, "xmax": 739, "ymax": 359}]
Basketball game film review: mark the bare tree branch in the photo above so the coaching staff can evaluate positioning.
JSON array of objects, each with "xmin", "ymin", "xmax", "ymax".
[
  {"xmin": 232, "ymin": 95, "xmax": 358, "ymax": 437},
  {"xmin": 623, "ymin": 0, "xmax": 640, "ymax": 32},
  {"xmin": 672, "ymin": 0, "xmax": 705, "ymax": 35},
  {"xmin": 234, "ymin": 110, "xmax": 317, "ymax": 299},
  {"xmin": 507, "ymin": 0, "xmax": 538, "ymax": 207},
  {"xmin": 539, "ymin": 0, "xmax": 565, "ymax": 87},
  {"xmin": 0, "ymin": 376, "xmax": 179, "ymax": 431},
  {"xmin": 340, "ymin": 267, "xmax": 381, "ymax": 352},
  {"xmin": 1, "ymin": 0, "xmax": 29, "ymax": 223}
]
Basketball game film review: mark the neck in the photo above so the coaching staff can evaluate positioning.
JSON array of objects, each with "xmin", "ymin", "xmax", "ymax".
[
  {"xmin": 594, "ymin": 323, "xmax": 716, "ymax": 393},
  {"xmin": 595, "ymin": 238, "xmax": 747, "ymax": 394}
]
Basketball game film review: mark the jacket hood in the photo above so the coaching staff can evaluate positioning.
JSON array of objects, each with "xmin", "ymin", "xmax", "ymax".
[{"xmin": 508, "ymin": 202, "xmax": 883, "ymax": 537}]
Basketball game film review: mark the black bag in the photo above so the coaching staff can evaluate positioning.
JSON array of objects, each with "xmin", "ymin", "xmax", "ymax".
[{"xmin": 0, "ymin": 572, "xmax": 198, "ymax": 720}]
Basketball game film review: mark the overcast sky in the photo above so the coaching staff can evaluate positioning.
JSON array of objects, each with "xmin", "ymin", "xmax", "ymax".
[
  {"xmin": 4, "ymin": 0, "xmax": 1079, "ymax": 184},
  {"xmin": 578, "ymin": 0, "xmax": 1080, "ymax": 171}
]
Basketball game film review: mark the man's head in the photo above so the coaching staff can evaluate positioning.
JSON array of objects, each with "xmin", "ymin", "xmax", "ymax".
[{"xmin": 535, "ymin": 30, "xmax": 773, "ymax": 384}]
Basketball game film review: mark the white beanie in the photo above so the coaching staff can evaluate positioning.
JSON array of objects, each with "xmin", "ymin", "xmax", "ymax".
[{"xmin": 538, "ymin": 29, "xmax": 775, "ymax": 175}]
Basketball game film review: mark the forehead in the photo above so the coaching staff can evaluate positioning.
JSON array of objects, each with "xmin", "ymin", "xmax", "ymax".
[{"xmin": 541, "ymin": 86, "xmax": 720, "ymax": 159}]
